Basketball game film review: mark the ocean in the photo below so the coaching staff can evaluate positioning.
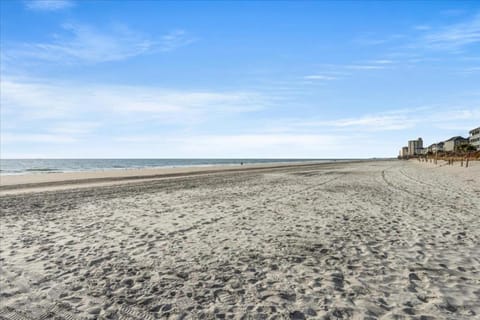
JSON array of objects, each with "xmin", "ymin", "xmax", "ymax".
[{"xmin": 0, "ymin": 159, "xmax": 341, "ymax": 175}]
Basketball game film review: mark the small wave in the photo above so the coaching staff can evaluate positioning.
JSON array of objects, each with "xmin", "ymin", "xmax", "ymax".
[{"xmin": 25, "ymin": 168, "xmax": 60, "ymax": 172}]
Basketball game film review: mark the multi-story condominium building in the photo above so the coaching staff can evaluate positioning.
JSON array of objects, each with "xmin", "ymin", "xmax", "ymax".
[
  {"xmin": 443, "ymin": 136, "xmax": 469, "ymax": 152},
  {"xmin": 408, "ymin": 137, "xmax": 423, "ymax": 156},
  {"xmin": 469, "ymin": 127, "xmax": 480, "ymax": 150},
  {"xmin": 399, "ymin": 146, "xmax": 408, "ymax": 157}
]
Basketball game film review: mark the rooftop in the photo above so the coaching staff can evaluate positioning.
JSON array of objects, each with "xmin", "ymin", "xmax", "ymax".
[{"xmin": 445, "ymin": 136, "xmax": 468, "ymax": 142}]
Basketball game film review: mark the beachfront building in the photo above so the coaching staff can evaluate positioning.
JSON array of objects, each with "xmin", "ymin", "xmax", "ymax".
[
  {"xmin": 408, "ymin": 137, "xmax": 423, "ymax": 156},
  {"xmin": 399, "ymin": 146, "xmax": 408, "ymax": 157},
  {"xmin": 428, "ymin": 142, "xmax": 444, "ymax": 153},
  {"xmin": 443, "ymin": 136, "xmax": 469, "ymax": 152},
  {"xmin": 469, "ymin": 127, "xmax": 480, "ymax": 150}
]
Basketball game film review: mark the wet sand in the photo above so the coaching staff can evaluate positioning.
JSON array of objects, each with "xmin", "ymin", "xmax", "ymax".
[
  {"xmin": 1, "ymin": 160, "xmax": 479, "ymax": 319},
  {"xmin": 0, "ymin": 161, "xmax": 334, "ymax": 195}
]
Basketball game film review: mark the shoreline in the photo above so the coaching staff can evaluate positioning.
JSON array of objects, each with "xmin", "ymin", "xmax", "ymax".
[
  {"xmin": 0, "ymin": 158, "xmax": 365, "ymax": 177},
  {"xmin": 0, "ymin": 159, "xmax": 374, "ymax": 195}
]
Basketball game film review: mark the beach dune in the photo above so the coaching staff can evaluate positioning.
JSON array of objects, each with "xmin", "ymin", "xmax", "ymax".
[{"xmin": 0, "ymin": 160, "xmax": 479, "ymax": 319}]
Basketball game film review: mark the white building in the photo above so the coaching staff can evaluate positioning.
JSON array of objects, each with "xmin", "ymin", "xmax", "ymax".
[
  {"xmin": 432, "ymin": 142, "xmax": 444, "ymax": 153},
  {"xmin": 444, "ymin": 136, "xmax": 468, "ymax": 152},
  {"xmin": 408, "ymin": 137, "xmax": 423, "ymax": 156},
  {"xmin": 469, "ymin": 127, "xmax": 480, "ymax": 150}
]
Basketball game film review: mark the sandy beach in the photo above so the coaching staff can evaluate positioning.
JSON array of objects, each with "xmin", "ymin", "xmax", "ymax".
[{"xmin": 1, "ymin": 160, "xmax": 479, "ymax": 319}]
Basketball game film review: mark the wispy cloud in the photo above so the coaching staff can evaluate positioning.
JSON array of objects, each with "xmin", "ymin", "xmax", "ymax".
[
  {"xmin": 346, "ymin": 65, "xmax": 386, "ymax": 70},
  {"xmin": 457, "ymin": 66, "xmax": 480, "ymax": 75},
  {"xmin": 353, "ymin": 33, "xmax": 406, "ymax": 46},
  {"xmin": 306, "ymin": 60, "xmax": 392, "ymax": 80},
  {"xmin": 1, "ymin": 77, "xmax": 266, "ymax": 122},
  {"xmin": 297, "ymin": 114, "xmax": 413, "ymax": 131},
  {"xmin": 48, "ymin": 121, "xmax": 101, "ymax": 136},
  {"xmin": 414, "ymin": 25, "xmax": 431, "ymax": 31},
  {"xmin": 114, "ymin": 134, "xmax": 349, "ymax": 158},
  {"xmin": 7, "ymin": 24, "xmax": 195, "ymax": 64},
  {"xmin": 160, "ymin": 30, "xmax": 196, "ymax": 52},
  {"xmin": 2, "ymin": 122, "xmax": 102, "ymax": 145},
  {"xmin": 344, "ymin": 59, "xmax": 397, "ymax": 70},
  {"xmin": 440, "ymin": 9, "xmax": 466, "ymax": 17},
  {"xmin": 354, "ymin": 13, "xmax": 480, "ymax": 57},
  {"xmin": 303, "ymin": 75, "xmax": 337, "ymax": 81},
  {"xmin": 25, "ymin": 0, "xmax": 74, "ymax": 11},
  {"xmin": 273, "ymin": 106, "xmax": 480, "ymax": 133},
  {"xmin": 369, "ymin": 59, "xmax": 394, "ymax": 65},
  {"xmin": 324, "ymin": 115, "xmax": 411, "ymax": 130},
  {"xmin": 1, "ymin": 76, "xmax": 270, "ymax": 154},
  {"xmin": 423, "ymin": 13, "xmax": 480, "ymax": 50},
  {"xmin": 1, "ymin": 133, "xmax": 76, "ymax": 143}
]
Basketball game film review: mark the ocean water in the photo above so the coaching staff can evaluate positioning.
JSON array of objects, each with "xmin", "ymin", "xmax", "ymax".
[{"xmin": 0, "ymin": 159, "xmax": 338, "ymax": 175}]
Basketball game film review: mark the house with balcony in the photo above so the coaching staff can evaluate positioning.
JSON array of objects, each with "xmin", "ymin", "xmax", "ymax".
[
  {"xmin": 469, "ymin": 127, "xmax": 480, "ymax": 150},
  {"xmin": 443, "ymin": 136, "xmax": 469, "ymax": 152},
  {"xmin": 432, "ymin": 142, "xmax": 444, "ymax": 153}
]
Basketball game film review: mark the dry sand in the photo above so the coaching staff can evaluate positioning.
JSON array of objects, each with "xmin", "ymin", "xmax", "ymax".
[{"xmin": 0, "ymin": 160, "xmax": 479, "ymax": 319}]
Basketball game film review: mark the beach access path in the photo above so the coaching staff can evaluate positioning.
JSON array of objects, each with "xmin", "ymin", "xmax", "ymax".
[{"xmin": 0, "ymin": 160, "xmax": 479, "ymax": 319}]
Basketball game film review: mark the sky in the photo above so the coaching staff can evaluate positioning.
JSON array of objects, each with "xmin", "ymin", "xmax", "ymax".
[{"xmin": 1, "ymin": 0, "xmax": 479, "ymax": 158}]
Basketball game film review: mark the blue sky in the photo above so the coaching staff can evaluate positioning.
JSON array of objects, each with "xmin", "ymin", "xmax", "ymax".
[{"xmin": 1, "ymin": 0, "xmax": 479, "ymax": 158}]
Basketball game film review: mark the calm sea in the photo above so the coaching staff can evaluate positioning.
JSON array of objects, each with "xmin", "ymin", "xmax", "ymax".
[{"xmin": 0, "ymin": 159, "xmax": 341, "ymax": 175}]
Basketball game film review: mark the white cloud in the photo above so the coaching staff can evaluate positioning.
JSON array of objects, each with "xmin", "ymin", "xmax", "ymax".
[
  {"xmin": 346, "ymin": 65, "xmax": 386, "ymax": 70},
  {"xmin": 414, "ymin": 25, "xmax": 431, "ymax": 31},
  {"xmin": 3, "ymin": 132, "xmax": 373, "ymax": 158},
  {"xmin": 303, "ymin": 75, "xmax": 337, "ymax": 81},
  {"xmin": 297, "ymin": 115, "xmax": 413, "ymax": 131},
  {"xmin": 424, "ymin": 13, "xmax": 480, "ymax": 50},
  {"xmin": 1, "ymin": 79, "xmax": 70, "ymax": 119},
  {"xmin": 1, "ymin": 77, "xmax": 266, "ymax": 122},
  {"xmin": 322, "ymin": 115, "xmax": 411, "ymax": 130},
  {"xmin": 0, "ymin": 122, "xmax": 100, "ymax": 145},
  {"xmin": 276, "ymin": 106, "xmax": 480, "ymax": 133},
  {"xmin": 1, "ymin": 133, "xmax": 76, "ymax": 143},
  {"xmin": 114, "ymin": 134, "xmax": 350, "ymax": 158},
  {"xmin": 8, "ymin": 24, "xmax": 194, "ymax": 64},
  {"xmin": 25, "ymin": 0, "xmax": 73, "ymax": 11},
  {"xmin": 160, "ymin": 30, "xmax": 196, "ymax": 52},
  {"xmin": 440, "ymin": 9, "xmax": 466, "ymax": 17},
  {"xmin": 48, "ymin": 121, "xmax": 101, "ymax": 135},
  {"xmin": 459, "ymin": 66, "xmax": 480, "ymax": 74},
  {"xmin": 429, "ymin": 109, "xmax": 480, "ymax": 122},
  {"xmin": 1, "ymin": 77, "xmax": 271, "ymax": 155},
  {"xmin": 370, "ymin": 59, "xmax": 394, "ymax": 64},
  {"xmin": 2, "ymin": 76, "xmax": 478, "ymax": 158},
  {"xmin": 353, "ymin": 34, "xmax": 406, "ymax": 46},
  {"xmin": 304, "ymin": 62, "xmax": 391, "ymax": 81}
]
